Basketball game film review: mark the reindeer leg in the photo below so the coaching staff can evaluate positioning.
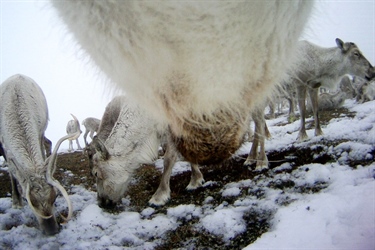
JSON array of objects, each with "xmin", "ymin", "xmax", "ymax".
[
  {"xmin": 255, "ymin": 129, "xmax": 269, "ymax": 171},
  {"xmin": 268, "ymin": 100, "xmax": 275, "ymax": 119},
  {"xmin": 10, "ymin": 172, "xmax": 23, "ymax": 208},
  {"xmin": 245, "ymin": 110, "xmax": 264, "ymax": 168},
  {"xmin": 296, "ymin": 85, "xmax": 309, "ymax": 141},
  {"xmin": 83, "ymin": 130, "xmax": 89, "ymax": 146},
  {"xmin": 89, "ymin": 130, "xmax": 95, "ymax": 140},
  {"xmin": 76, "ymin": 139, "xmax": 82, "ymax": 150},
  {"xmin": 244, "ymin": 127, "xmax": 259, "ymax": 167},
  {"xmin": 287, "ymin": 96, "xmax": 297, "ymax": 122},
  {"xmin": 186, "ymin": 164, "xmax": 204, "ymax": 190},
  {"xmin": 308, "ymin": 88, "xmax": 323, "ymax": 136},
  {"xmin": 149, "ymin": 143, "xmax": 177, "ymax": 206},
  {"xmin": 43, "ymin": 136, "xmax": 52, "ymax": 157},
  {"xmin": 254, "ymin": 112, "xmax": 269, "ymax": 170},
  {"xmin": 68, "ymin": 140, "xmax": 73, "ymax": 152}
]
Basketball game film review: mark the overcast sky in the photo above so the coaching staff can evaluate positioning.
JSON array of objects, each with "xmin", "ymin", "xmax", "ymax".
[{"xmin": 0, "ymin": 1, "xmax": 374, "ymax": 149}]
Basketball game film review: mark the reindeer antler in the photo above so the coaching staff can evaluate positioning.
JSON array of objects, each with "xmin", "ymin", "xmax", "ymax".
[{"xmin": 45, "ymin": 131, "xmax": 81, "ymax": 222}]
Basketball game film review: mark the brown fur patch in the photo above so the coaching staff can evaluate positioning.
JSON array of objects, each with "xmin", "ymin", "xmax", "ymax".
[{"xmin": 171, "ymin": 110, "xmax": 247, "ymax": 165}]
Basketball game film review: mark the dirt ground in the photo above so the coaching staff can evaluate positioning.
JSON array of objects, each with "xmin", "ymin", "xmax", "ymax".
[
  {"xmin": 0, "ymin": 107, "xmax": 356, "ymax": 199},
  {"xmin": 0, "ymin": 108, "xmax": 371, "ymax": 248}
]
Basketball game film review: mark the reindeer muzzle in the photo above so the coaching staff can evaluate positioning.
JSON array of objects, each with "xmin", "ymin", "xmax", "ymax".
[
  {"xmin": 98, "ymin": 196, "xmax": 117, "ymax": 209},
  {"xmin": 41, "ymin": 216, "xmax": 60, "ymax": 236}
]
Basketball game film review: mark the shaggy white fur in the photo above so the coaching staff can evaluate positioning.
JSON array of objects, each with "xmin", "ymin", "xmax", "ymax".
[{"xmin": 52, "ymin": 1, "xmax": 314, "ymax": 163}]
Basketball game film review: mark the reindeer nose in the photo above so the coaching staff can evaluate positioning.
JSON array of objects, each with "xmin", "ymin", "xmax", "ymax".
[
  {"xmin": 98, "ymin": 196, "xmax": 117, "ymax": 209},
  {"xmin": 366, "ymin": 65, "xmax": 375, "ymax": 80},
  {"xmin": 41, "ymin": 217, "xmax": 60, "ymax": 236}
]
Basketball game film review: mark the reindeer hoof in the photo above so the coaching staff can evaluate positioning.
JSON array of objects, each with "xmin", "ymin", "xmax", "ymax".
[
  {"xmin": 297, "ymin": 133, "xmax": 309, "ymax": 142},
  {"xmin": 315, "ymin": 130, "xmax": 324, "ymax": 137},
  {"xmin": 254, "ymin": 163, "xmax": 269, "ymax": 172},
  {"xmin": 12, "ymin": 204, "xmax": 23, "ymax": 209},
  {"xmin": 243, "ymin": 159, "xmax": 256, "ymax": 170},
  {"xmin": 186, "ymin": 178, "xmax": 205, "ymax": 191},
  {"xmin": 148, "ymin": 192, "xmax": 170, "ymax": 207}
]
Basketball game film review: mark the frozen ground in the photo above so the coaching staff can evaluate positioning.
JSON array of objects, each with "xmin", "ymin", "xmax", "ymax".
[{"xmin": 0, "ymin": 99, "xmax": 374, "ymax": 249}]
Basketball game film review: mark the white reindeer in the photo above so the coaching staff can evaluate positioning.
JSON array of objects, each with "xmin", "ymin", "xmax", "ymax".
[
  {"xmin": 0, "ymin": 74, "xmax": 77, "ymax": 235},
  {"xmin": 51, "ymin": 1, "xmax": 314, "ymax": 165},
  {"xmin": 289, "ymin": 38, "xmax": 374, "ymax": 141},
  {"xmin": 87, "ymin": 96, "xmax": 204, "ymax": 207},
  {"xmin": 66, "ymin": 114, "xmax": 82, "ymax": 152},
  {"xmin": 82, "ymin": 117, "xmax": 101, "ymax": 146}
]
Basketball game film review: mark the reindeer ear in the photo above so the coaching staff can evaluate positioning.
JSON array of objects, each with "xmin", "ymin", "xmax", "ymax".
[
  {"xmin": 92, "ymin": 137, "xmax": 109, "ymax": 160},
  {"xmin": 336, "ymin": 38, "xmax": 344, "ymax": 51}
]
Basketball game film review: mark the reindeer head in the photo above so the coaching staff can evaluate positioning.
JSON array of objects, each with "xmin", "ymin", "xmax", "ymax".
[
  {"xmin": 336, "ymin": 38, "xmax": 375, "ymax": 80},
  {"xmin": 90, "ymin": 137, "xmax": 131, "ymax": 209},
  {"xmin": 7, "ymin": 132, "xmax": 77, "ymax": 235},
  {"xmin": 26, "ymin": 175, "xmax": 59, "ymax": 235}
]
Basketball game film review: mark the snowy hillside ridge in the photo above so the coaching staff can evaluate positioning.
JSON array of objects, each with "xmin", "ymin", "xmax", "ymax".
[{"xmin": 0, "ymin": 99, "xmax": 374, "ymax": 249}]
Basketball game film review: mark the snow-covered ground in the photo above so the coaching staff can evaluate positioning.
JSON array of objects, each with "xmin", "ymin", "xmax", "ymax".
[{"xmin": 0, "ymin": 99, "xmax": 374, "ymax": 249}]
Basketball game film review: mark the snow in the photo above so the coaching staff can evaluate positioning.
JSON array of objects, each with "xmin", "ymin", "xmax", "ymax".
[
  {"xmin": 200, "ymin": 208, "xmax": 247, "ymax": 242},
  {"xmin": 1, "ymin": 99, "xmax": 374, "ymax": 249},
  {"xmin": 245, "ymin": 164, "xmax": 375, "ymax": 250}
]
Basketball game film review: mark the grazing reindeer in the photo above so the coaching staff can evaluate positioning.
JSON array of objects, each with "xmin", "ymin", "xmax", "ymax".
[
  {"xmin": 289, "ymin": 38, "xmax": 374, "ymax": 141},
  {"xmin": 52, "ymin": 1, "xmax": 313, "ymax": 165},
  {"xmin": 87, "ymin": 96, "xmax": 204, "ymax": 208},
  {"xmin": 82, "ymin": 117, "xmax": 101, "ymax": 146},
  {"xmin": 66, "ymin": 114, "xmax": 82, "ymax": 152},
  {"xmin": 0, "ymin": 74, "xmax": 77, "ymax": 235}
]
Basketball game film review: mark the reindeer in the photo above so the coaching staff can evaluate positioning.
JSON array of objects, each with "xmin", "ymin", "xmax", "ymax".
[
  {"xmin": 0, "ymin": 74, "xmax": 77, "ymax": 235},
  {"xmin": 87, "ymin": 96, "xmax": 204, "ymax": 208},
  {"xmin": 66, "ymin": 114, "xmax": 82, "ymax": 152},
  {"xmin": 82, "ymin": 117, "xmax": 101, "ymax": 146},
  {"xmin": 52, "ymin": 1, "xmax": 314, "ymax": 165},
  {"xmin": 288, "ymin": 38, "xmax": 374, "ymax": 141}
]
